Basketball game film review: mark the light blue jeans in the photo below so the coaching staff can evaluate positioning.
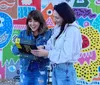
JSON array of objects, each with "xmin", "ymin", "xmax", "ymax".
[
  {"xmin": 52, "ymin": 63, "xmax": 77, "ymax": 85},
  {"xmin": 20, "ymin": 61, "xmax": 48, "ymax": 85}
]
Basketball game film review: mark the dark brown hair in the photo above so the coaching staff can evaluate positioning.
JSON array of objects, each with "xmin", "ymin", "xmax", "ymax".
[
  {"xmin": 26, "ymin": 10, "xmax": 48, "ymax": 35},
  {"xmin": 54, "ymin": 2, "xmax": 75, "ymax": 39}
]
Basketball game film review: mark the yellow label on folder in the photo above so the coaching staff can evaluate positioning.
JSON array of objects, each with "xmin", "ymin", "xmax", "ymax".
[{"xmin": 15, "ymin": 38, "xmax": 22, "ymax": 49}]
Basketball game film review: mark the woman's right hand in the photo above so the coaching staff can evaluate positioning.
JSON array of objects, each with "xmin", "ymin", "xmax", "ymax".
[{"xmin": 31, "ymin": 49, "xmax": 48, "ymax": 57}]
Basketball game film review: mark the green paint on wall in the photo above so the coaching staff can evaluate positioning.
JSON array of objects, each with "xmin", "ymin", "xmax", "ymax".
[
  {"xmin": 2, "ymin": 29, "xmax": 20, "ymax": 65},
  {"xmin": 88, "ymin": 0, "xmax": 100, "ymax": 14}
]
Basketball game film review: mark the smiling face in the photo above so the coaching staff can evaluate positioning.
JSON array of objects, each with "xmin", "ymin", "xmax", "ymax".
[
  {"xmin": 53, "ymin": 10, "xmax": 63, "ymax": 26},
  {"xmin": 28, "ymin": 19, "xmax": 40, "ymax": 34}
]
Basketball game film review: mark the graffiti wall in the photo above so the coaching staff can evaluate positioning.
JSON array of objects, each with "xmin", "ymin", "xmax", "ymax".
[
  {"xmin": 0, "ymin": 0, "xmax": 100, "ymax": 85},
  {"xmin": 0, "ymin": 0, "xmax": 41, "ymax": 79}
]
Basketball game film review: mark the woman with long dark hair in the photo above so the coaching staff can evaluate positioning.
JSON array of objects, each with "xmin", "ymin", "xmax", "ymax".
[{"xmin": 31, "ymin": 2, "xmax": 82, "ymax": 85}]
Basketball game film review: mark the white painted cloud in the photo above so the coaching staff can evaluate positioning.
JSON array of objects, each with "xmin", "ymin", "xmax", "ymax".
[{"xmin": 21, "ymin": 0, "xmax": 32, "ymax": 5}]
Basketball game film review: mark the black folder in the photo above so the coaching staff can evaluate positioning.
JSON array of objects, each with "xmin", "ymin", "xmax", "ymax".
[{"xmin": 15, "ymin": 38, "xmax": 37, "ymax": 54}]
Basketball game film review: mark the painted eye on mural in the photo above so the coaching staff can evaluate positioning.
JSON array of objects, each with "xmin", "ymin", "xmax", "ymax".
[
  {"xmin": 82, "ymin": 35, "xmax": 90, "ymax": 48},
  {"xmin": 8, "ymin": 65, "xmax": 16, "ymax": 72},
  {"xmin": 47, "ymin": 9, "xmax": 53, "ymax": 16}
]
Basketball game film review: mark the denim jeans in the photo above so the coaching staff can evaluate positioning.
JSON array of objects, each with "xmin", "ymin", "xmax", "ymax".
[
  {"xmin": 20, "ymin": 61, "xmax": 48, "ymax": 85},
  {"xmin": 52, "ymin": 63, "xmax": 77, "ymax": 85}
]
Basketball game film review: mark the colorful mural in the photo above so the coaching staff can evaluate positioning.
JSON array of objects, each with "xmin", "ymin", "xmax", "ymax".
[
  {"xmin": 0, "ymin": 0, "xmax": 100, "ymax": 85},
  {"xmin": 0, "ymin": 0, "xmax": 41, "ymax": 79}
]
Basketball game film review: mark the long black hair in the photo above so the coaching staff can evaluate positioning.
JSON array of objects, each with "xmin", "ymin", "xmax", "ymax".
[
  {"xmin": 54, "ymin": 2, "xmax": 75, "ymax": 39},
  {"xmin": 26, "ymin": 10, "xmax": 48, "ymax": 36}
]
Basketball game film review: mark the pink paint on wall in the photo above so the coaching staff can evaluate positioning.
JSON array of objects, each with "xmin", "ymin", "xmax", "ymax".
[{"xmin": 0, "ymin": 62, "xmax": 5, "ymax": 79}]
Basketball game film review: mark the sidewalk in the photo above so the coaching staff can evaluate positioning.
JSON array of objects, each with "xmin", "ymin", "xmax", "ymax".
[
  {"xmin": 0, "ymin": 79, "xmax": 19, "ymax": 85},
  {"xmin": 0, "ymin": 79, "xmax": 51, "ymax": 85}
]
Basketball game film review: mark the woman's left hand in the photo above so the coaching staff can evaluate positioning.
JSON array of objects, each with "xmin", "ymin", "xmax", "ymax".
[
  {"xmin": 31, "ymin": 49, "xmax": 49, "ymax": 57},
  {"xmin": 37, "ymin": 45, "xmax": 44, "ymax": 49}
]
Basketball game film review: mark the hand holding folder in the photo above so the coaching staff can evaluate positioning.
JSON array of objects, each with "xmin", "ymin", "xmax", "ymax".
[{"xmin": 15, "ymin": 38, "xmax": 37, "ymax": 54}]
